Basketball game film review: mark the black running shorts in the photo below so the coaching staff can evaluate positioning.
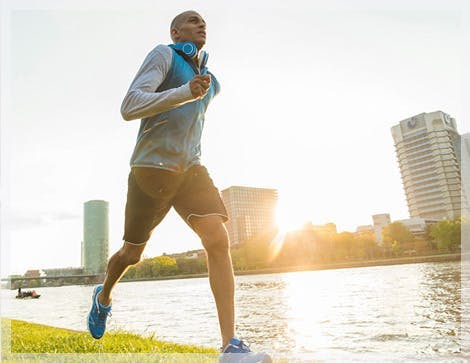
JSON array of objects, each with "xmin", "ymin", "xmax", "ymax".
[{"xmin": 123, "ymin": 165, "xmax": 228, "ymax": 245}]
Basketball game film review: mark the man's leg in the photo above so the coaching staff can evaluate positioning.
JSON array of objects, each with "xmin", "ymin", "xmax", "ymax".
[
  {"xmin": 88, "ymin": 241, "xmax": 147, "ymax": 339},
  {"xmin": 190, "ymin": 215, "xmax": 235, "ymax": 348},
  {"xmin": 98, "ymin": 241, "xmax": 146, "ymax": 306},
  {"xmin": 98, "ymin": 168, "xmax": 176, "ymax": 305},
  {"xmin": 88, "ymin": 168, "xmax": 176, "ymax": 339}
]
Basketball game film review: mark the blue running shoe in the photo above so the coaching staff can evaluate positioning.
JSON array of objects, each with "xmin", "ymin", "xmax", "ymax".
[
  {"xmin": 87, "ymin": 285, "xmax": 112, "ymax": 339},
  {"xmin": 219, "ymin": 338, "xmax": 272, "ymax": 363}
]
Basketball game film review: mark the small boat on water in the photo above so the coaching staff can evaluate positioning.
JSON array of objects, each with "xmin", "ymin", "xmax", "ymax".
[{"xmin": 16, "ymin": 289, "xmax": 40, "ymax": 299}]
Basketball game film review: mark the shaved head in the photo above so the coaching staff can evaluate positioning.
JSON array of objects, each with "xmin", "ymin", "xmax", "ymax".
[{"xmin": 170, "ymin": 10, "xmax": 200, "ymax": 32}]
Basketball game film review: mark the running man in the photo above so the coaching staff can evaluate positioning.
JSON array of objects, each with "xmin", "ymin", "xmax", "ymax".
[{"xmin": 87, "ymin": 10, "xmax": 271, "ymax": 362}]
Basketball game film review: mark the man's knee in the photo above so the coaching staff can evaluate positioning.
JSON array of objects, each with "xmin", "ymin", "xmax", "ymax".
[
  {"xmin": 201, "ymin": 229, "xmax": 230, "ymax": 253},
  {"xmin": 118, "ymin": 242, "xmax": 146, "ymax": 265},
  {"xmin": 196, "ymin": 223, "xmax": 229, "ymax": 253}
]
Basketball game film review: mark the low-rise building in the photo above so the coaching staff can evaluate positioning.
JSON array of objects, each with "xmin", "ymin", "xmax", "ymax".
[
  {"xmin": 396, "ymin": 218, "xmax": 439, "ymax": 237},
  {"xmin": 23, "ymin": 269, "xmax": 44, "ymax": 278},
  {"xmin": 372, "ymin": 213, "xmax": 391, "ymax": 244},
  {"xmin": 356, "ymin": 225, "xmax": 374, "ymax": 234},
  {"xmin": 43, "ymin": 267, "xmax": 84, "ymax": 277}
]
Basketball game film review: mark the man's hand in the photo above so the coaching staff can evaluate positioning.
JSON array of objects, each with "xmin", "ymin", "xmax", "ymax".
[{"xmin": 189, "ymin": 74, "xmax": 211, "ymax": 99}]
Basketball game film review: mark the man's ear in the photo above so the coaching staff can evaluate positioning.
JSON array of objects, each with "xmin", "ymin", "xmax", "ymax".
[{"xmin": 171, "ymin": 28, "xmax": 179, "ymax": 41}]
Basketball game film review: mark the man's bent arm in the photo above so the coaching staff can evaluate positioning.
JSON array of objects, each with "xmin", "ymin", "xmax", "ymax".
[{"xmin": 120, "ymin": 45, "xmax": 195, "ymax": 121}]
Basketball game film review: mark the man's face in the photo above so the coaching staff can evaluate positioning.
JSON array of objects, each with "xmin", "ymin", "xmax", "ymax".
[{"xmin": 172, "ymin": 12, "xmax": 206, "ymax": 49}]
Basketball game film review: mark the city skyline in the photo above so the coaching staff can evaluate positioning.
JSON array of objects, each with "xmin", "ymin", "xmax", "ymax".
[
  {"xmin": 1, "ymin": 1, "xmax": 467, "ymax": 276},
  {"xmin": 7, "ymin": 179, "xmax": 462, "ymax": 277}
]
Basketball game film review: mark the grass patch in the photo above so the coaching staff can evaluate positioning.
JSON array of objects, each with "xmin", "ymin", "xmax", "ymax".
[{"xmin": 3, "ymin": 318, "xmax": 217, "ymax": 354}]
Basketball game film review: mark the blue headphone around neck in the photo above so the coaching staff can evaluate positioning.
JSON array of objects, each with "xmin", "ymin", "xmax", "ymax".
[
  {"xmin": 170, "ymin": 41, "xmax": 198, "ymax": 58},
  {"xmin": 169, "ymin": 42, "xmax": 209, "ymax": 70}
]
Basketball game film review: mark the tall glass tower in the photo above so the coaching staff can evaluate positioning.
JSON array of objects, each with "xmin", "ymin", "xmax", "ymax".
[
  {"xmin": 83, "ymin": 200, "xmax": 109, "ymax": 274},
  {"xmin": 391, "ymin": 111, "xmax": 465, "ymax": 220}
]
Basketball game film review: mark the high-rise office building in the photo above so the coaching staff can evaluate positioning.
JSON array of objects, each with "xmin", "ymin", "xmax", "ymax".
[
  {"xmin": 82, "ymin": 200, "xmax": 109, "ymax": 274},
  {"xmin": 221, "ymin": 186, "xmax": 277, "ymax": 245},
  {"xmin": 391, "ymin": 111, "xmax": 465, "ymax": 220}
]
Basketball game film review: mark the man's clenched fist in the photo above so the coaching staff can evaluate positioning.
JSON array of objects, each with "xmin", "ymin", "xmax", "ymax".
[{"xmin": 190, "ymin": 74, "xmax": 211, "ymax": 99}]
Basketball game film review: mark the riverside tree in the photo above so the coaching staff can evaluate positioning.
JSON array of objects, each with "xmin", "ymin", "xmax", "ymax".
[
  {"xmin": 381, "ymin": 222, "xmax": 414, "ymax": 255},
  {"xmin": 429, "ymin": 218, "xmax": 461, "ymax": 252}
]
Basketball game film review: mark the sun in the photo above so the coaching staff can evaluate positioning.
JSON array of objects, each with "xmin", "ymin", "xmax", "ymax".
[
  {"xmin": 275, "ymin": 205, "xmax": 304, "ymax": 235},
  {"xmin": 268, "ymin": 206, "xmax": 305, "ymax": 263}
]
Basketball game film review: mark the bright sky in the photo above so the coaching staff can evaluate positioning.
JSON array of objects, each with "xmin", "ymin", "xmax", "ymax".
[{"xmin": 1, "ymin": 0, "xmax": 469, "ymax": 277}]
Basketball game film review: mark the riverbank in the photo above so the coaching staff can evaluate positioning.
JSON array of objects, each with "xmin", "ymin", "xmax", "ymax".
[
  {"xmin": 2, "ymin": 318, "xmax": 218, "ymax": 361},
  {"xmin": 4, "ymin": 253, "xmax": 462, "ymax": 290},
  {"xmin": 121, "ymin": 252, "xmax": 462, "ymax": 283}
]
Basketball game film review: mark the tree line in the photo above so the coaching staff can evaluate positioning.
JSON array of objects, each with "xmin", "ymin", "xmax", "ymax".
[
  {"xmin": 122, "ymin": 218, "xmax": 461, "ymax": 279},
  {"xmin": 123, "ymin": 254, "xmax": 207, "ymax": 280}
]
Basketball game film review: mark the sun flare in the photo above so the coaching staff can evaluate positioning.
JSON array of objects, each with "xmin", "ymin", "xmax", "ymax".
[
  {"xmin": 269, "ymin": 207, "xmax": 306, "ymax": 262},
  {"xmin": 275, "ymin": 207, "xmax": 304, "ymax": 235}
]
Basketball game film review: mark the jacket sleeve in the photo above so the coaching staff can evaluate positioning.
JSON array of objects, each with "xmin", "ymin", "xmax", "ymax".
[{"xmin": 120, "ymin": 45, "xmax": 196, "ymax": 121}]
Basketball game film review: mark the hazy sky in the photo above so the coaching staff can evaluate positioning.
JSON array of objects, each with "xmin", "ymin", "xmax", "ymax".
[{"xmin": 1, "ymin": 0, "xmax": 469, "ymax": 276}]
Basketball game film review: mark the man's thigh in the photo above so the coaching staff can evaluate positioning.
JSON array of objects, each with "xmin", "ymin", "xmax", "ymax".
[
  {"xmin": 172, "ymin": 165, "xmax": 228, "ymax": 227},
  {"xmin": 123, "ymin": 168, "xmax": 180, "ymax": 245}
]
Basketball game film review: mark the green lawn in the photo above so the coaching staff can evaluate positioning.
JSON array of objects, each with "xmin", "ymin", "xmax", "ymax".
[
  {"xmin": 3, "ymin": 318, "xmax": 217, "ymax": 354},
  {"xmin": 2, "ymin": 318, "xmax": 284, "ymax": 362}
]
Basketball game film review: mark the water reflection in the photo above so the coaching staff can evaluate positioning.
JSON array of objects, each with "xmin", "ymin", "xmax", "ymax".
[
  {"xmin": 237, "ymin": 262, "xmax": 464, "ymax": 359},
  {"xmin": 236, "ymin": 276, "xmax": 293, "ymax": 353},
  {"xmin": 415, "ymin": 263, "xmax": 461, "ymax": 353}
]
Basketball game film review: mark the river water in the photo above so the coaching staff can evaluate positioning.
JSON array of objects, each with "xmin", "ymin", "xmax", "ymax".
[{"xmin": 2, "ymin": 261, "xmax": 468, "ymax": 361}]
